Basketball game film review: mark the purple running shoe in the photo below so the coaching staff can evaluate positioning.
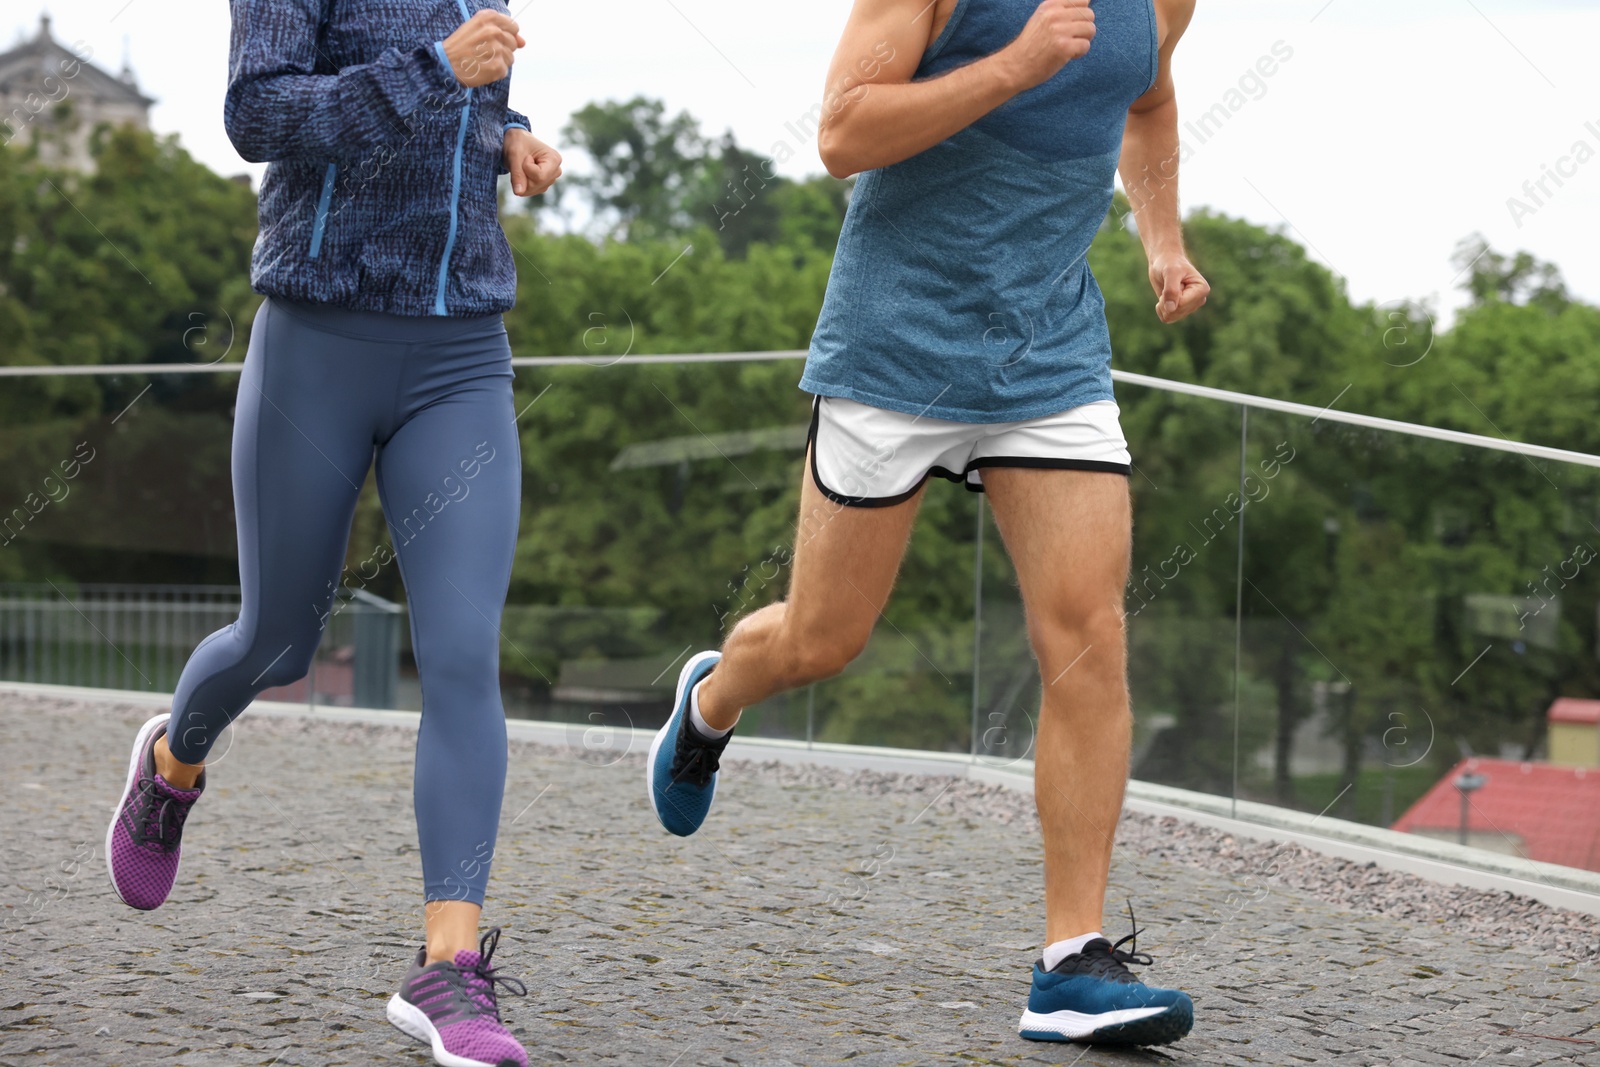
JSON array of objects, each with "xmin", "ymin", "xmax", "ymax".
[
  {"xmin": 106, "ymin": 713, "xmax": 205, "ymax": 911},
  {"xmin": 387, "ymin": 927, "xmax": 530, "ymax": 1067}
]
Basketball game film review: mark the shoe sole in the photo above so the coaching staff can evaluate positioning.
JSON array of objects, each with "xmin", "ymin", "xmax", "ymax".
[
  {"xmin": 386, "ymin": 992, "xmax": 515, "ymax": 1067},
  {"xmin": 1019, "ymin": 1002, "xmax": 1192, "ymax": 1046},
  {"xmin": 645, "ymin": 650, "xmax": 722, "ymax": 835},
  {"xmin": 105, "ymin": 713, "xmax": 173, "ymax": 910}
]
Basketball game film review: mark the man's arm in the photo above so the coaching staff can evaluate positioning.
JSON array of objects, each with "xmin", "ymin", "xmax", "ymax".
[
  {"xmin": 1118, "ymin": 0, "xmax": 1208, "ymax": 324},
  {"xmin": 817, "ymin": 0, "xmax": 1097, "ymax": 179}
]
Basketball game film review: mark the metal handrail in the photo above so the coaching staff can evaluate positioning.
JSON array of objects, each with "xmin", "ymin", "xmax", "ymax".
[{"xmin": 4, "ymin": 352, "xmax": 1597, "ymax": 470}]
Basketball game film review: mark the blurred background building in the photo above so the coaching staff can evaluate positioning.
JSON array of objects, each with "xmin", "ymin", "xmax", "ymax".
[{"xmin": 1, "ymin": 13, "xmax": 152, "ymax": 171}]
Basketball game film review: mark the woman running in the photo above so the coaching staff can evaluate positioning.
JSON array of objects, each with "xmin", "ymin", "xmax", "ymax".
[{"xmin": 105, "ymin": 4, "xmax": 559, "ymax": 1065}]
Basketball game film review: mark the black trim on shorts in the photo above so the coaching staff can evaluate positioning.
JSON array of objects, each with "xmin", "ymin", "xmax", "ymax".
[
  {"xmin": 807, "ymin": 397, "xmax": 931, "ymax": 508},
  {"xmin": 806, "ymin": 398, "xmax": 1132, "ymax": 510},
  {"xmin": 966, "ymin": 456, "xmax": 1133, "ymax": 477}
]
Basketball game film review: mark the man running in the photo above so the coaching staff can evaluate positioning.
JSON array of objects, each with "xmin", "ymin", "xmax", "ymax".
[{"xmin": 647, "ymin": 0, "xmax": 1206, "ymax": 1048}]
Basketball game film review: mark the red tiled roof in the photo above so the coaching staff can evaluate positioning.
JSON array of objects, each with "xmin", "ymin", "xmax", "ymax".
[
  {"xmin": 1392, "ymin": 757, "xmax": 1600, "ymax": 873},
  {"xmin": 1548, "ymin": 698, "xmax": 1600, "ymax": 725}
]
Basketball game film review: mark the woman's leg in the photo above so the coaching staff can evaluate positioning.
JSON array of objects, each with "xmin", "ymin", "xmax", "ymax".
[
  {"xmin": 163, "ymin": 302, "xmax": 379, "ymax": 770},
  {"xmin": 110, "ymin": 301, "xmax": 383, "ymax": 912},
  {"xmin": 374, "ymin": 334, "xmax": 520, "ymax": 962}
]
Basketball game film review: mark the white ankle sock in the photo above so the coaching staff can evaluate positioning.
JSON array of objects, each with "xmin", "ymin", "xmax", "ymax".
[
  {"xmin": 689, "ymin": 682, "xmax": 732, "ymax": 739},
  {"xmin": 1041, "ymin": 932, "xmax": 1105, "ymax": 971}
]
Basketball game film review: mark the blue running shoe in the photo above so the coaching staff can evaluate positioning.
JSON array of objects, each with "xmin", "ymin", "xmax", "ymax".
[
  {"xmin": 1018, "ymin": 922, "xmax": 1193, "ymax": 1046},
  {"xmin": 647, "ymin": 651, "xmax": 729, "ymax": 836}
]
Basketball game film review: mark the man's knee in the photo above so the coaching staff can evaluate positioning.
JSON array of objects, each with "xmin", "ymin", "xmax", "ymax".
[
  {"xmin": 786, "ymin": 622, "xmax": 872, "ymax": 685},
  {"xmin": 1030, "ymin": 602, "xmax": 1126, "ymax": 677}
]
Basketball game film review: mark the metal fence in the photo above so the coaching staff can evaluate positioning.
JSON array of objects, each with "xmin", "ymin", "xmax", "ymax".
[{"xmin": 0, "ymin": 583, "xmax": 401, "ymax": 707}]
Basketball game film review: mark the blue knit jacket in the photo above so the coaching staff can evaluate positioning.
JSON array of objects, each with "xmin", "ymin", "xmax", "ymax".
[{"xmin": 226, "ymin": 0, "xmax": 531, "ymax": 316}]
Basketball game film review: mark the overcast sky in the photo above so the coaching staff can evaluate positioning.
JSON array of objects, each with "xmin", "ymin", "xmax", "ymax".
[{"xmin": 11, "ymin": 0, "xmax": 1600, "ymax": 324}]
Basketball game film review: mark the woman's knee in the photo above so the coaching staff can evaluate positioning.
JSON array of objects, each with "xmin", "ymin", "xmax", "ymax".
[
  {"xmin": 248, "ymin": 634, "xmax": 320, "ymax": 690},
  {"xmin": 414, "ymin": 626, "xmax": 501, "ymax": 692}
]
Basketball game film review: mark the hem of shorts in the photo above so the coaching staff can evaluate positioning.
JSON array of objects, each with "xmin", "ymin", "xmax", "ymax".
[
  {"xmin": 806, "ymin": 397, "xmax": 927, "ymax": 509},
  {"xmin": 965, "ymin": 456, "xmax": 1131, "ymax": 479},
  {"xmin": 252, "ymin": 284, "xmax": 514, "ymax": 319},
  {"xmin": 798, "ymin": 376, "xmax": 1117, "ymax": 425},
  {"xmin": 806, "ymin": 398, "xmax": 1130, "ymax": 510}
]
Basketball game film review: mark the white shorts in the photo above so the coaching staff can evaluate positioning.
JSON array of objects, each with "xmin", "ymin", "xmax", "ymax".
[{"xmin": 808, "ymin": 395, "xmax": 1132, "ymax": 508}]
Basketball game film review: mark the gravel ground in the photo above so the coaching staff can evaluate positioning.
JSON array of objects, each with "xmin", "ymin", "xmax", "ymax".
[
  {"xmin": 737, "ymin": 762, "xmax": 1600, "ymax": 966},
  {"xmin": 2, "ymin": 693, "xmax": 1597, "ymax": 1066}
]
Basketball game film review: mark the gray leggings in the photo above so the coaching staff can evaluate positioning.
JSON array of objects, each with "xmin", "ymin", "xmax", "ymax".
[{"xmin": 166, "ymin": 298, "xmax": 521, "ymax": 905}]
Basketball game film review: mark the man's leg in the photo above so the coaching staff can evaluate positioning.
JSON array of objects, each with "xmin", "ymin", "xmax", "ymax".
[
  {"xmin": 696, "ymin": 452, "xmax": 924, "ymax": 729},
  {"xmin": 981, "ymin": 468, "xmax": 1132, "ymax": 943}
]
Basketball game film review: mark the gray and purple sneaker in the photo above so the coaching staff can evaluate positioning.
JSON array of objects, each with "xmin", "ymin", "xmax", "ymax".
[
  {"xmin": 106, "ymin": 713, "xmax": 204, "ymax": 911},
  {"xmin": 386, "ymin": 927, "xmax": 530, "ymax": 1067}
]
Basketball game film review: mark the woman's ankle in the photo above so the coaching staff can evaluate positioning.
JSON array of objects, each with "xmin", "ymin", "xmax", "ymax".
[
  {"xmin": 152, "ymin": 733, "xmax": 204, "ymax": 789},
  {"xmin": 424, "ymin": 901, "xmax": 483, "ymax": 963}
]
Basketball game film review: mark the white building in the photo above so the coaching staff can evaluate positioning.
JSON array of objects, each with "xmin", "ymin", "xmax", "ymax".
[{"xmin": 0, "ymin": 14, "xmax": 153, "ymax": 171}]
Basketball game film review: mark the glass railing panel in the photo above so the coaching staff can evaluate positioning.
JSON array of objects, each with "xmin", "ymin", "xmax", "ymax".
[
  {"xmin": 0, "ymin": 370, "xmax": 241, "ymax": 698},
  {"xmin": 502, "ymin": 360, "xmax": 980, "ymax": 750},
  {"xmin": 1241, "ymin": 406, "xmax": 1600, "ymax": 863},
  {"xmin": 1119, "ymin": 390, "xmax": 1255, "ymax": 798},
  {"xmin": 500, "ymin": 359, "xmax": 806, "ymax": 735}
]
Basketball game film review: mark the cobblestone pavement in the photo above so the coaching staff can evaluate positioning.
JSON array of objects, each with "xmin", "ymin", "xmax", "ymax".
[{"xmin": 2, "ymin": 696, "xmax": 1597, "ymax": 1067}]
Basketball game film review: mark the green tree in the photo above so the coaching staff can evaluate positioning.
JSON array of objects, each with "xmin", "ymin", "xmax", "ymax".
[
  {"xmin": 558, "ymin": 97, "xmax": 712, "ymax": 243},
  {"xmin": 554, "ymin": 97, "xmax": 846, "ymax": 259},
  {"xmin": 1452, "ymin": 233, "xmax": 1569, "ymax": 312}
]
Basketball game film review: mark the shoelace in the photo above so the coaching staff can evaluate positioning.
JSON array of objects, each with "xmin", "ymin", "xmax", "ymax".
[
  {"xmin": 1057, "ymin": 902, "xmax": 1155, "ymax": 984},
  {"xmin": 131, "ymin": 785, "xmax": 189, "ymax": 852},
  {"xmin": 669, "ymin": 722, "xmax": 726, "ymax": 788},
  {"xmin": 459, "ymin": 928, "xmax": 527, "ymax": 1021}
]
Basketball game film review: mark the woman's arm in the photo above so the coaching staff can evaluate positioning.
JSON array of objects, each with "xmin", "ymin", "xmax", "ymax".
[
  {"xmin": 817, "ymin": 0, "xmax": 1097, "ymax": 179},
  {"xmin": 503, "ymin": 128, "xmax": 562, "ymax": 197},
  {"xmin": 497, "ymin": 107, "xmax": 531, "ymax": 176},
  {"xmin": 224, "ymin": 1, "xmax": 522, "ymax": 164}
]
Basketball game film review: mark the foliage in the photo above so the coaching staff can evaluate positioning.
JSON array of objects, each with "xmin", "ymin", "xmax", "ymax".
[{"xmin": 552, "ymin": 97, "xmax": 851, "ymax": 258}]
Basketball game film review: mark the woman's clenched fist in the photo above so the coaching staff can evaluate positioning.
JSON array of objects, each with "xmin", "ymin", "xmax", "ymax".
[{"xmin": 442, "ymin": 10, "xmax": 525, "ymax": 88}]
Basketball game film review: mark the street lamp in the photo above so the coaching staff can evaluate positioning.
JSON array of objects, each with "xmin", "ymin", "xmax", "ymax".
[{"xmin": 1454, "ymin": 770, "xmax": 1488, "ymax": 847}]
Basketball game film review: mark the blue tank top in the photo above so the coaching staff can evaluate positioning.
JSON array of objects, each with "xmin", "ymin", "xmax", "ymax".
[{"xmin": 801, "ymin": 0, "xmax": 1158, "ymax": 423}]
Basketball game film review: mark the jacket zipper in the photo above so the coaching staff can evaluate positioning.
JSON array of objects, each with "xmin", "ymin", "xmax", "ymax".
[
  {"xmin": 433, "ymin": 93, "xmax": 472, "ymax": 315},
  {"xmin": 433, "ymin": 0, "xmax": 475, "ymax": 315},
  {"xmin": 309, "ymin": 163, "xmax": 337, "ymax": 259}
]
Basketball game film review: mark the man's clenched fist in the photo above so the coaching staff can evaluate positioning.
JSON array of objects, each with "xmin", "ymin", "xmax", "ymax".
[
  {"xmin": 1002, "ymin": 0, "xmax": 1096, "ymax": 91},
  {"xmin": 1148, "ymin": 254, "xmax": 1210, "ymax": 324},
  {"xmin": 442, "ymin": 10, "xmax": 524, "ymax": 88}
]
